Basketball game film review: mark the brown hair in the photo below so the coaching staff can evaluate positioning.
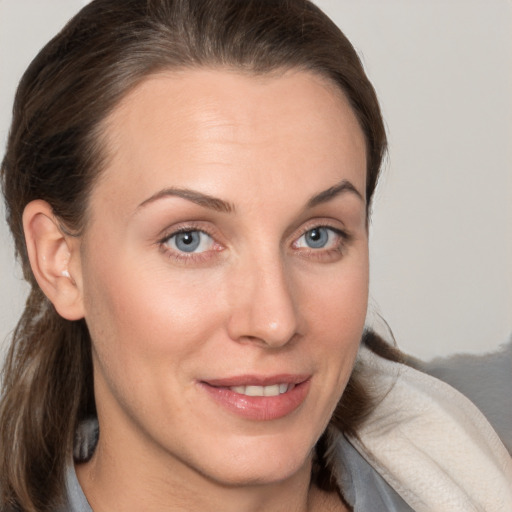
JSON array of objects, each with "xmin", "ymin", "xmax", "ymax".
[{"xmin": 0, "ymin": 0, "xmax": 387, "ymax": 509}]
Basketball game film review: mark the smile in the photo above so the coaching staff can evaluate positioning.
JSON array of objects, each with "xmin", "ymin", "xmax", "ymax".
[{"xmin": 199, "ymin": 375, "xmax": 310, "ymax": 421}]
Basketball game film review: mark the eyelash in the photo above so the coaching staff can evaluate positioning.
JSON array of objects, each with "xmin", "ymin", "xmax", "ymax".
[{"xmin": 157, "ymin": 222, "xmax": 350, "ymax": 265}]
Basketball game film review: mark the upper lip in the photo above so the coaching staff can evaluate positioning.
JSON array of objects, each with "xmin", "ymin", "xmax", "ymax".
[{"xmin": 201, "ymin": 374, "xmax": 310, "ymax": 387}]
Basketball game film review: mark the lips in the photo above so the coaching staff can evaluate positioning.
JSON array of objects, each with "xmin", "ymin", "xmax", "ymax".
[{"xmin": 199, "ymin": 374, "xmax": 311, "ymax": 421}]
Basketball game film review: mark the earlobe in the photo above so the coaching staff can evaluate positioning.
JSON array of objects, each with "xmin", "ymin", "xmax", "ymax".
[{"xmin": 22, "ymin": 200, "xmax": 85, "ymax": 321}]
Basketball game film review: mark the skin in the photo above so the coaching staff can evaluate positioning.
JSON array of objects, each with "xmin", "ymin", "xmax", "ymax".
[{"xmin": 26, "ymin": 69, "xmax": 368, "ymax": 511}]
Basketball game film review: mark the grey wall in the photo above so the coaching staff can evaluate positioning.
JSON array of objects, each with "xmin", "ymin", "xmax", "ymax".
[{"xmin": 1, "ymin": 0, "xmax": 511, "ymax": 360}]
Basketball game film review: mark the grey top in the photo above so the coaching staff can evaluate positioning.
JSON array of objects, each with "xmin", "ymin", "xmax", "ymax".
[{"xmin": 333, "ymin": 435, "xmax": 412, "ymax": 511}]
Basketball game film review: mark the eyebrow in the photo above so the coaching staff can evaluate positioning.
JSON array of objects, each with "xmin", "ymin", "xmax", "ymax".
[
  {"xmin": 136, "ymin": 178, "xmax": 364, "ymax": 214},
  {"xmin": 306, "ymin": 179, "xmax": 364, "ymax": 208},
  {"xmin": 137, "ymin": 187, "xmax": 235, "ymax": 213}
]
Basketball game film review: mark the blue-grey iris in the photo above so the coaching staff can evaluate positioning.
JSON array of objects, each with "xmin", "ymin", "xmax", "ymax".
[
  {"xmin": 174, "ymin": 231, "xmax": 201, "ymax": 252},
  {"xmin": 305, "ymin": 227, "xmax": 328, "ymax": 248}
]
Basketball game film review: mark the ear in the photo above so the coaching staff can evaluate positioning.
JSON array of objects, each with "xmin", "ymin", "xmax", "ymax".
[{"xmin": 22, "ymin": 200, "xmax": 85, "ymax": 320}]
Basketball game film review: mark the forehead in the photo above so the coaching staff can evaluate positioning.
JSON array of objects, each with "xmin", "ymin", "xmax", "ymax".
[{"xmin": 91, "ymin": 68, "xmax": 367, "ymax": 218}]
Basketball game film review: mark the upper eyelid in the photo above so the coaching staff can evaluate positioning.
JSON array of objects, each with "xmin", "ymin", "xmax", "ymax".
[
  {"xmin": 165, "ymin": 226, "xmax": 211, "ymax": 238},
  {"xmin": 157, "ymin": 222, "xmax": 217, "ymax": 243},
  {"xmin": 301, "ymin": 224, "xmax": 346, "ymax": 235},
  {"xmin": 162, "ymin": 228, "xmax": 214, "ymax": 244},
  {"xmin": 290, "ymin": 220, "xmax": 350, "ymax": 243}
]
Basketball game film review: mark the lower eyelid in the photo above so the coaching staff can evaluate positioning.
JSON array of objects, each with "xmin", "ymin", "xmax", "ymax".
[{"xmin": 161, "ymin": 247, "xmax": 214, "ymax": 265}]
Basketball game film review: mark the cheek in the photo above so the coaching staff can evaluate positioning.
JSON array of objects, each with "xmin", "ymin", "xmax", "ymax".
[
  {"xmin": 81, "ymin": 247, "xmax": 224, "ymax": 382},
  {"xmin": 302, "ymin": 253, "xmax": 369, "ymax": 338},
  {"xmin": 299, "ymin": 251, "xmax": 369, "ymax": 384}
]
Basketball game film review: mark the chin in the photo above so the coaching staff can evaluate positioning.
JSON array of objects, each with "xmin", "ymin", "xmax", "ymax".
[{"xmin": 190, "ymin": 431, "xmax": 316, "ymax": 487}]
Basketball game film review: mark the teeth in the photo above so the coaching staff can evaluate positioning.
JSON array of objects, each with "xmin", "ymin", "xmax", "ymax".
[
  {"xmin": 263, "ymin": 385, "xmax": 280, "ymax": 397},
  {"xmin": 246, "ymin": 385, "xmax": 264, "ymax": 397},
  {"xmin": 229, "ymin": 383, "xmax": 291, "ymax": 396}
]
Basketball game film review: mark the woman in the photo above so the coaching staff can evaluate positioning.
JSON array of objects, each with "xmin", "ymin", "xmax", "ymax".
[{"xmin": 1, "ymin": 1, "xmax": 510, "ymax": 511}]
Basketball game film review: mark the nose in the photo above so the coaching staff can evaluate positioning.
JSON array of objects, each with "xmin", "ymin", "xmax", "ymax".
[{"xmin": 226, "ymin": 256, "xmax": 301, "ymax": 348}]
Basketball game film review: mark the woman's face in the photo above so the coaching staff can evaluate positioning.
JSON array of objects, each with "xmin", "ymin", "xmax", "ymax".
[{"xmin": 77, "ymin": 69, "xmax": 368, "ymax": 486}]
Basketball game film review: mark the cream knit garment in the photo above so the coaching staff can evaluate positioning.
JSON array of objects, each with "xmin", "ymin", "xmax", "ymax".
[{"xmin": 349, "ymin": 344, "xmax": 512, "ymax": 511}]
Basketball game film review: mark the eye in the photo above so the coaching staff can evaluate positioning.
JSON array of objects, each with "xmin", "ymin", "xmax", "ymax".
[
  {"xmin": 294, "ymin": 227, "xmax": 343, "ymax": 250},
  {"xmin": 164, "ymin": 230, "xmax": 214, "ymax": 253}
]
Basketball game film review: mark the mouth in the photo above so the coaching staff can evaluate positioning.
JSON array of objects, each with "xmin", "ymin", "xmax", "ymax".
[{"xmin": 198, "ymin": 375, "xmax": 311, "ymax": 421}]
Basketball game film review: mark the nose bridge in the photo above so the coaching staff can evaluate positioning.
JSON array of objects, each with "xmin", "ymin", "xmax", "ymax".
[{"xmin": 227, "ymin": 248, "xmax": 300, "ymax": 348}]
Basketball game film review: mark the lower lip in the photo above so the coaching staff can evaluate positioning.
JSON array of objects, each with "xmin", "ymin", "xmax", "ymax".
[{"xmin": 199, "ymin": 380, "xmax": 311, "ymax": 421}]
